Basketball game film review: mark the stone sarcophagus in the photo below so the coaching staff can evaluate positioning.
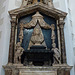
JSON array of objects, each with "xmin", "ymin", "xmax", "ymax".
[{"xmin": 3, "ymin": 0, "xmax": 72, "ymax": 75}]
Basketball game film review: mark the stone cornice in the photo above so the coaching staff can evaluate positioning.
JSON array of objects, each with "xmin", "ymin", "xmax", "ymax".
[{"xmin": 9, "ymin": 3, "xmax": 67, "ymax": 19}]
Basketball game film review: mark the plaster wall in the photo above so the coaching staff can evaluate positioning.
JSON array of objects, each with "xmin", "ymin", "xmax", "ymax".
[
  {"xmin": 54, "ymin": 0, "xmax": 75, "ymax": 75},
  {"xmin": 0, "ymin": 0, "xmax": 75, "ymax": 75},
  {"xmin": 68, "ymin": 0, "xmax": 75, "ymax": 75},
  {"xmin": 0, "ymin": 0, "xmax": 10, "ymax": 75},
  {"xmin": 0, "ymin": 0, "xmax": 22, "ymax": 75}
]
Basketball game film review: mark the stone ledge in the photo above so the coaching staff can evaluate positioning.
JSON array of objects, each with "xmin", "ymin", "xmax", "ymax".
[
  {"xmin": 3, "ymin": 64, "xmax": 72, "ymax": 70},
  {"xmin": 3, "ymin": 64, "xmax": 72, "ymax": 75}
]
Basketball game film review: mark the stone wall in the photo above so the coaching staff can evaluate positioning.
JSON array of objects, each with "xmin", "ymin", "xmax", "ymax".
[
  {"xmin": 54, "ymin": 0, "xmax": 75, "ymax": 75},
  {"xmin": 0, "ymin": 0, "xmax": 22, "ymax": 75},
  {"xmin": 0, "ymin": 0, "xmax": 10, "ymax": 75}
]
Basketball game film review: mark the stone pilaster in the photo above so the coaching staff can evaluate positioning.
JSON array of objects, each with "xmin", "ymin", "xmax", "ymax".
[
  {"xmin": 59, "ymin": 18, "xmax": 66, "ymax": 63},
  {"xmin": 8, "ymin": 16, "xmax": 17, "ymax": 63}
]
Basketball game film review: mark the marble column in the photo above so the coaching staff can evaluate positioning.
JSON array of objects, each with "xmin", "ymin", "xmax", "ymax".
[{"xmin": 8, "ymin": 16, "xmax": 17, "ymax": 63}]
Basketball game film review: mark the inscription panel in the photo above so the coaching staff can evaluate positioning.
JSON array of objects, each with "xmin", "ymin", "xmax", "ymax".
[{"xmin": 19, "ymin": 71, "xmax": 57, "ymax": 75}]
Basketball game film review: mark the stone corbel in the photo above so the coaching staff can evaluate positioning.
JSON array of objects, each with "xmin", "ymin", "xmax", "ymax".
[
  {"xmin": 9, "ymin": 15, "xmax": 17, "ymax": 63},
  {"xmin": 59, "ymin": 17, "xmax": 66, "ymax": 64}
]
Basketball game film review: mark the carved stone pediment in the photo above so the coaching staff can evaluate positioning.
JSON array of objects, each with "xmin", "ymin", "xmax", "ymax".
[{"xmin": 9, "ymin": 2, "xmax": 67, "ymax": 20}]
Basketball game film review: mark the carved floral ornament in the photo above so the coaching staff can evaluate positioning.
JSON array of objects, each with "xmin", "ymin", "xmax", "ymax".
[{"xmin": 14, "ymin": 12, "xmax": 61, "ymax": 64}]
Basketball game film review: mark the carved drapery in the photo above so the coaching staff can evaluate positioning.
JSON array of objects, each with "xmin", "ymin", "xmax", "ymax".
[{"xmin": 22, "ymin": 12, "xmax": 51, "ymax": 29}]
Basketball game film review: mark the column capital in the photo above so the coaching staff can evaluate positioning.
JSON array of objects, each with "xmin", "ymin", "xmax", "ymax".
[
  {"xmin": 10, "ymin": 16, "xmax": 17, "ymax": 27},
  {"xmin": 58, "ymin": 18, "xmax": 65, "ymax": 28}
]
